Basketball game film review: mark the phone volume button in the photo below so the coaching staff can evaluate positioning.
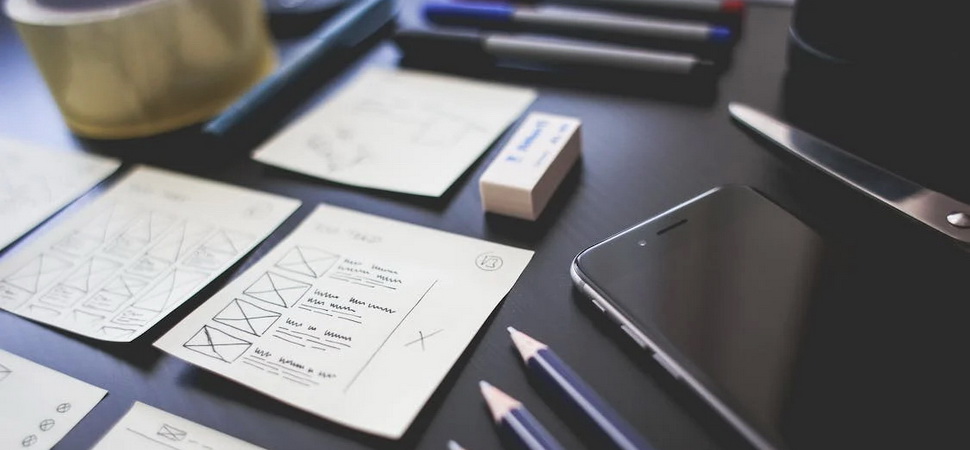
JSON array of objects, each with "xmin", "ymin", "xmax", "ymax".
[
  {"xmin": 653, "ymin": 353, "xmax": 681, "ymax": 380},
  {"xmin": 620, "ymin": 324, "xmax": 649, "ymax": 349}
]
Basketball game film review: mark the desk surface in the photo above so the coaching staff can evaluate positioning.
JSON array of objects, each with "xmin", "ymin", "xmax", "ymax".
[{"xmin": 1, "ymin": 2, "xmax": 967, "ymax": 450}]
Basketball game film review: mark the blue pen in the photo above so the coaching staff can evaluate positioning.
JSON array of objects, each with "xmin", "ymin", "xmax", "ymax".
[
  {"xmin": 508, "ymin": 327, "xmax": 657, "ymax": 450},
  {"xmin": 204, "ymin": 0, "xmax": 395, "ymax": 138},
  {"xmin": 424, "ymin": 2, "xmax": 732, "ymax": 45}
]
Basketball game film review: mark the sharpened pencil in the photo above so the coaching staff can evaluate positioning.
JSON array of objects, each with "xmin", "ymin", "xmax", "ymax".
[
  {"xmin": 508, "ymin": 327, "xmax": 656, "ymax": 450},
  {"xmin": 480, "ymin": 381, "xmax": 565, "ymax": 450}
]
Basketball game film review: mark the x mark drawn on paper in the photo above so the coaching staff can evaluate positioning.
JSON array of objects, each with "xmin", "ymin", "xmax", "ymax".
[
  {"xmin": 404, "ymin": 329, "xmax": 443, "ymax": 351},
  {"xmin": 275, "ymin": 246, "xmax": 339, "ymax": 278},
  {"xmin": 243, "ymin": 272, "xmax": 311, "ymax": 308},
  {"xmin": 157, "ymin": 423, "xmax": 187, "ymax": 441}
]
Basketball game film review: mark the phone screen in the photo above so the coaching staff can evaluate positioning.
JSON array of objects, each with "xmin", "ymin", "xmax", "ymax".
[{"xmin": 574, "ymin": 186, "xmax": 889, "ymax": 449}]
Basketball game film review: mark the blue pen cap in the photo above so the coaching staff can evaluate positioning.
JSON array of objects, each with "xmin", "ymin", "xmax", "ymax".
[
  {"xmin": 709, "ymin": 26, "xmax": 733, "ymax": 43},
  {"xmin": 423, "ymin": 1, "xmax": 514, "ymax": 24}
]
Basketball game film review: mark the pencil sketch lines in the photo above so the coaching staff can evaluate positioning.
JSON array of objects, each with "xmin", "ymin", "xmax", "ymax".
[
  {"xmin": 0, "ymin": 362, "xmax": 11, "ymax": 382},
  {"xmin": 83, "ymin": 274, "xmax": 150, "ymax": 313},
  {"xmin": 53, "ymin": 204, "xmax": 140, "ymax": 256},
  {"xmin": 184, "ymin": 229, "xmax": 253, "ymax": 270},
  {"xmin": 133, "ymin": 269, "xmax": 207, "ymax": 313},
  {"xmin": 2, "ymin": 253, "xmax": 73, "ymax": 294},
  {"xmin": 95, "ymin": 326, "xmax": 135, "ymax": 340},
  {"xmin": 157, "ymin": 424, "xmax": 186, "ymax": 441},
  {"xmin": 104, "ymin": 211, "xmax": 177, "ymax": 259},
  {"xmin": 70, "ymin": 310, "xmax": 105, "ymax": 328},
  {"xmin": 243, "ymin": 272, "xmax": 310, "ymax": 308},
  {"xmin": 146, "ymin": 221, "xmax": 213, "ymax": 264},
  {"xmin": 212, "ymin": 299, "xmax": 281, "ymax": 336},
  {"xmin": 123, "ymin": 427, "xmax": 181, "ymax": 450},
  {"xmin": 275, "ymin": 246, "xmax": 339, "ymax": 278},
  {"xmin": 305, "ymin": 132, "xmax": 370, "ymax": 174},
  {"xmin": 404, "ymin": 329, "xmax": 444, "ymax": 351},
  {"xmin": 60, "ymin": 257, "xmax": 122, "ymax": 293},
  {"xmin": 183, "ymin": 325, "xmax": 252, "ymax": 363}
]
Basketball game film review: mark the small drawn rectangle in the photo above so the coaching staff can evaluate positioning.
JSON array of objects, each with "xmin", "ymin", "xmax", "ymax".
[{"xmin": 157, "ymin": 424, "xmax": 186, "ymax": 441}]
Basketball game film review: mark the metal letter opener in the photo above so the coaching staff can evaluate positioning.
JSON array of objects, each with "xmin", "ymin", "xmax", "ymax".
[{"xmin": 729, "ymin": 102, "xmax": 970, "ymax": 248}]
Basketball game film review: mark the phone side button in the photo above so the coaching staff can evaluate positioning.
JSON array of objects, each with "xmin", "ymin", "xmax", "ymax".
[
  {"xmin": 653, "ymin": 353, "xmax": 682, "ymax": 380},
  {"xmin": 589, "ymin": 297, "xmax": 607, "ymax": 313},
  {"xmin": 619, "ymin": 324, "xmax": 649, "ymax": 349}
]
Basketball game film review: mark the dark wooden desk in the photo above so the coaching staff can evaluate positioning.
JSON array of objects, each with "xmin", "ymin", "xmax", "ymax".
[{"xmin": 2, "ymin": 2, "xmax": 966, "ymax": 449}]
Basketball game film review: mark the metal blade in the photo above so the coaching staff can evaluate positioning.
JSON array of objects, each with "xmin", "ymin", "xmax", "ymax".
[{"xmin": 729, "ymin": 102, "xmax": 970, "ymax": 248}]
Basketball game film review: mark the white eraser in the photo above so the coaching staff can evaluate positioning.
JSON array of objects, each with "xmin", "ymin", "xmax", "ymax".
[{"xmin": 479, "ymin": 112, "xmax": 581, "ymax": 220}]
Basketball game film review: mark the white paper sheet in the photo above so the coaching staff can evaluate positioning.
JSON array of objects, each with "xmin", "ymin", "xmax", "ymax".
[
  {"xmin": 252, "ymin": 68, "xmax": 537, "ymax": 197},
  {"xmin": 0, "ymin": 137, "xmax": 120, "ymax": 251},
  {"xmin": 0, "ymin": 166, "xmax": 301, "ymax": 342},
  {"xmin": 92, "ymin": 402, "xmax": 263, "ymax": 450},
  {"xmin": 155, "ymin": 204, "xmax": 534, "ymax": 438},
  {"xmin": 0, "ymin": 348, "xmax": 107, "ymax": 450}
]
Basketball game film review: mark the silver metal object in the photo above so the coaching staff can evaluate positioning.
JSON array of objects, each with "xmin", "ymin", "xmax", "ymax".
[
  {"xmin": 729, "ymin": 102, "xmax": 970, "ymax": 248},
  {"xmin": 948, "ymin": 212, "xmax": 970, "ymax": 228}
]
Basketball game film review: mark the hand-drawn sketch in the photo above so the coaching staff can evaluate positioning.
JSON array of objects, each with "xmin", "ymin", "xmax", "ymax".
[
  {"xmin": 38, "ymin": 257, "xmax": 123, "ymax": 308},
  {"xmin": 2, "ymin": 254, "xmax": 74, "ymax": 295},
  {"xmin": 95, "ymin": 326, "xmax": 136, "ymax": 340},
  {"xmin": 38, "ymin": 419, "xmax": 55, "ymax": 431},
  {"xmin": 213, "ymin": 299, "xmax": 281, "ymax": 336},
  {"xmin": 154, "ymin": 204, "xmax": 534, "ymax": 439},
  {"xmin": 242, "ymin": 272, "xmax": 310, "ymax": 308},
  {"xmin": 275, "ymin": 246, "xmax": 339, "ymax": 278},
  {"xmin": 104, "ymin": 211, "xmax": 177, "ymax": 259},
  {"xmin": 157, "ymin": 424, "xmax": 187, "ymax": 441},
  {"xmin": 83, "ymin": 274, "xmax": 150, "ymax": 312},
  {"xmin": 183, "ymin": 230, "xmax": 253, "ymax": 270},
  {"xmin": 146, "ymin": 222, "xmax": 213, "ymax": 264},
  {"xmin": 404, "ymin": 329, "xmax": 444, "ymax": 351},
  {"xmin": 252, "ymin": 68, "xmax": 537, "ymax": 197},
  {"xmin": 0, "ymin": 349, "xmax": 106, "ymax": 450},
  {"xmin": 183, "ymin": 325, "xmax": 253, "ymax": 363},
  {"xmin": 93, "ymin": 402, "xmax": 263, "ymax": 449},
  {"xmin": 0, "ymin": 166, "xmax": 300, "ymax": 342},
  {"xmin": 70, "ymin": 310, "xmax": 106, "ymax": 329},
  {"xmin": 0, "ymin": 362, "xmax": 10, "ymax": 382},
  {"xmin": 53, "ymin": 205, "xmax": 142, "ymax": 257},
  {"xmin": 0, "ymin": 138, "xmax": 119, "ymax": 252},
  {"xmin": 304, "ymin": 132, "xmax": 369, "ymax": 174}
]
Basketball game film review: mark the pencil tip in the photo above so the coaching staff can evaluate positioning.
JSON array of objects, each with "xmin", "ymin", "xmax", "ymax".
[
  {"xmin": 479, "ymin": 380, "xmax": 519, "ymax": 422},
  {"xmin": 508, "ymin": 327, "xmax": 546, "ymax": 362}
]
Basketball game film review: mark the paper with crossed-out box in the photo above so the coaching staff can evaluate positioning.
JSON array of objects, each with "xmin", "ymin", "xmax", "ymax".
[
  {"xmin": 0, "ymin": 137, "xmax": 120, "ymax": 251},
  {"xmin": 155, "ymin": 204, "xmax": 533, "ymax": 438},
  {"xmin": 0, "ymin": 349, "xmax": 107, "ymax": 450},
  {"xmin": 93, "ymin": 402, "xmax": 263, "ymax": 449},
  {"xmin": 0, "ymin": 166, "xmax": 300, "ymax": 342}
]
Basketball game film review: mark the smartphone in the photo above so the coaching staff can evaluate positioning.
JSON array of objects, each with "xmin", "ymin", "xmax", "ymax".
[{"xmin": 571, "ymin": 185, "xmax": 865, "ymax": 450}]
